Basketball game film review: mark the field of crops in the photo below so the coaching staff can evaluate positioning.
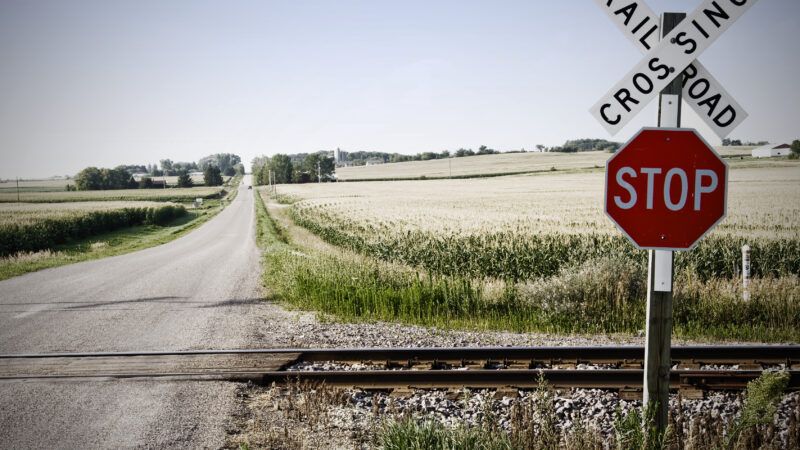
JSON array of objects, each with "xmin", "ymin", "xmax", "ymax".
[
  {"xmin": 333, "ymin": 146, "xmax": 761, "ymax": 181},
  {"xmin": 0, "ymin": 186, "xmax": 225, "ymax": 203},
  {"xmin": 334, "ymin": 151, "xmax": 609, "ymax": 181},
  {"xmin": 260, "ymin": 164, "xmax": 800, "ymax": 340},
  {"xmin": 0, "ymin": 201, "xmax": 187, "ymax": 256}
]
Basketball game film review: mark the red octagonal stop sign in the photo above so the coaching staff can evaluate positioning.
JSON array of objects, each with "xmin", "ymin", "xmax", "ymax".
[{"xmin": 605, "ymin": 128, "xmax": 727, "ymax": 250}]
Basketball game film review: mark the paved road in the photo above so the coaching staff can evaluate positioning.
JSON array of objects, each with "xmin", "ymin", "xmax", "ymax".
[{"xmin": 0, "ymin": 176, "xmax": 272, "ymax": 448}]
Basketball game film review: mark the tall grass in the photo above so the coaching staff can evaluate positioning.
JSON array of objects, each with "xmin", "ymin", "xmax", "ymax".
[{"xmin": 256, "ymin": 192, "xmax": 800, "ymax": 341}]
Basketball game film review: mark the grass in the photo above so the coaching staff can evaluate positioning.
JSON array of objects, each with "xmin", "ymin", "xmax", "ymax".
[{"xmin": 0, "ymin": 197, "xmax": 226, "ymax": 281}]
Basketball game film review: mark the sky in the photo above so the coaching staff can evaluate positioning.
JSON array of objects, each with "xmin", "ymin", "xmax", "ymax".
[{"xmin": 0, "ymin": 0, "xmax": 797, "ymax": 178}]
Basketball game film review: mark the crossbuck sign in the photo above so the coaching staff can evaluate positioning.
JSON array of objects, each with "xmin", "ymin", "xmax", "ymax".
[{"xmin": 590, "ymin": 0, "xmax": 758, "ymax": 138}]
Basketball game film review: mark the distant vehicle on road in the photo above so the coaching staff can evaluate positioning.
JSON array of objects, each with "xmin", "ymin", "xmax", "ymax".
[{"xmin": 247, "ymin": 185, "xmax": 252, "ymax": 189}]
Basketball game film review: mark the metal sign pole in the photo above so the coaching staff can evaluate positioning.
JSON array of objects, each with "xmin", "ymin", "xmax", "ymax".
[{"xmin": 643, "ymin": 11, "xmax": 684, "ymax": 434}]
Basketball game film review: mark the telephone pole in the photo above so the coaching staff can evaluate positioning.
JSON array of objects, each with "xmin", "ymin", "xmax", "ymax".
[{"xmin": 317, "ymin": 161, "xmax": 321, "ymax": 183}]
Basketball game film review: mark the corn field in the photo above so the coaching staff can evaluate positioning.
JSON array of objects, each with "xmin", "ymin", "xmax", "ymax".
[
  {"xmin": 280, "ymin": 167, "xmax": 800, "ymax": 281},
  {"xmin": 257, "ymin": 164, "xmax": 800, "ymax": 340},
  {"xmin": 0, "ymin": 201, "xmax": 187, "ymax": 256}
]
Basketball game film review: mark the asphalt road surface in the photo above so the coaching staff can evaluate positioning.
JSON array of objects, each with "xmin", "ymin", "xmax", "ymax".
[{"xmin": 0, "ymin": 176, "xmax": 273, "ymax": 449}]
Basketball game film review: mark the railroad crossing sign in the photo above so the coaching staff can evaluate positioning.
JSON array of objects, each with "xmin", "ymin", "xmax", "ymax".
[
  {"xmin": 604, "ymin": 128, "xmax": 727, "ymax": 250},
  {"xmin": 590, "ymin": 0, "xmax": 759, "ymax": 137}
]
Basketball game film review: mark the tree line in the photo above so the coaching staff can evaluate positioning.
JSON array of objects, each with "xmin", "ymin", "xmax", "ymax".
[
  {"xmin": 329, "ymin": 140, "xmax": 621, "ymax": 166},
  {"xmin": 70, "ymin": 153, "xmax": 241, "ymax": 191},
  {"xmin": 252, "ymin": 152, "xmax": 336, "ymax": 185},
  {"xmin": 722, "ymin": 138, "xmax": 769, "ymax": 146}
]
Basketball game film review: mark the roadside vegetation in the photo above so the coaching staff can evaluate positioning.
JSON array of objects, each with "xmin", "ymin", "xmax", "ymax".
[{"xmin": 256, "ymin": 163, "xmax": 799, "ymax": 341}]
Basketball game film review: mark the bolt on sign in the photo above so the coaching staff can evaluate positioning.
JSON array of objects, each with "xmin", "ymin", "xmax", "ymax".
[
  {"xmin": 590, "ymin": 0, "xmax": 759, "ymax": 137},
  {"xmin": 605, "ymin": 128, "xmax": 727, "ymax": 250}
]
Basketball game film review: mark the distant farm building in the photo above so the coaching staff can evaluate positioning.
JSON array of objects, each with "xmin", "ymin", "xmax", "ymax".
[{"xmin": 752, "ymin": 143, "xmax": 792, "ymax": 158}]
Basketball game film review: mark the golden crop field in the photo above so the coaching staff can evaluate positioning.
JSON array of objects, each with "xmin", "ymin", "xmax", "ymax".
[
  {"xmin": 334, "ymin": 151, "xmax": 610, "ymax": 180},
  {"xmin": 0, "ymin": 186, "xmax": 225, "ymax": 203},
  {"xmin": 0, "ymin": 178, "xmax": 70, "ymax": 192},
  {"xmin": 279, "ymin": 166, "xmax": 800, "ymax": 241},
  {"xmin": 332, "ymin": 147, "xmax": 761, "ymax": 181}
]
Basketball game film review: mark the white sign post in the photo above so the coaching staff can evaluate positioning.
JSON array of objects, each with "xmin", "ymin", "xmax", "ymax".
[
  {"xmin": 592, "ymin": 0, "xmax": 749, "ymax": 139},
  {"xmin": 590, "ymin": 0, "xmax": 759, "ymax": 136}
]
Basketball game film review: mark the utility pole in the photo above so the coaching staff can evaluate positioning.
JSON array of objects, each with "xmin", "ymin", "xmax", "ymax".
[
  {"xmin": 317, "ymin": 160, "xmax": 321, "ymax": 183},
  {"xmin": 643, "ymin": 12, "xmax": 684, "ymax": 434},
  {"xmin": 16, "ymin": 177, "xmax": 20, "ymax": 202}
]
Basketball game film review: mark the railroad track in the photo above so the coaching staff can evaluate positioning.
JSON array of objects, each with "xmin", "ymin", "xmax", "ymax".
[{"xmin": 1, "ymin": 346, "xmax": 798, "ymax": 395}]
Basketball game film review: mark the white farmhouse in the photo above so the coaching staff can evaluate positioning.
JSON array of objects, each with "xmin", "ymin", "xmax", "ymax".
[{"xmin": 751, "ymin": 143, "xmax": 792, "ymax": 158}]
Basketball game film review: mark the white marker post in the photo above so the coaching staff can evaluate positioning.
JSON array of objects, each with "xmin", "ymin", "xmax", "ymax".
[
  {"xmin": 742, "ymin": 244, "xmax": 751, "ymax": 300},
  {"xmin": 643, "ymin": 12, "xmax": 683, "ymax": 434}
]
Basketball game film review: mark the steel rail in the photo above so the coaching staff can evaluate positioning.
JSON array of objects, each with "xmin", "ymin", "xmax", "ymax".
[
  {"xmin": 1, "ymin": 345, "xmax": 797, "ymax": 364},
  {"xmin": 261, "ymin": 369, "xmax": 800, "ymax": 391}
]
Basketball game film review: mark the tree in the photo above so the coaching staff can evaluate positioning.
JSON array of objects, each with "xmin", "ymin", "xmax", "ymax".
[
  {"xmin": 197, "ymin": 153, "xmax": 241, "ymax": 174},
  {"xmin": 301, "ymin": 153, "xmax": 335, "ymax": 182},
  {"xmin": 160, "ymin": 159, "xmax": 173, "ymax": 173},
  {"xmin": 455, "ymin": 148, "xmax": 474, "ymax": 157},
  {"xmin": 791, "ymin": 140, "xmax": 800, "ymax": 159},
  {"xmin": 74, "ymin": 167, "xmax": 104, "ymax": 190},
  {"xmin": 535, "ymin": 145, "xmax": 545, "ymax": 152},
  {"xmin": 177, "ymin": 170, "xmax": 193, "ymax": 188},
  {"xmin": 223, "ymin": 166, "xmax": 236, "ymax": 177},
  {"xmin": 74, "ymin": 166, "xmax": 133, "ymax": 190},
  {"xmin": 271, "ymin": 154, "xmax": 293, "ymax": 184},
  {"xmin": 105, "ymin": 167, "xmax": 134, "ymax": 189},
  {"xmin": 203, "ymin": 166, "xmax": 223, "ymax": 186}
]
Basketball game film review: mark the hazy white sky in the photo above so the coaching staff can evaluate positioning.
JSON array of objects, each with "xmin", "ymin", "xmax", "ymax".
[{"xmin": 0, "ymin": 0, "xmax": 797, "ymax": 178}]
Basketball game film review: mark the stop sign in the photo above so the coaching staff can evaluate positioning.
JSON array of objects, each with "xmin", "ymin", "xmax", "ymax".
[{"xmin": 605, "ymin": 128, "xmax": 727, "ymax": 250}]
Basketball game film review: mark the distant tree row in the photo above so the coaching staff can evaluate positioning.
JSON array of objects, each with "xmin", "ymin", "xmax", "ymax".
[
  {"xmin": 252, "ymin": 152, "xmax": 335, "ymax": 185},
  {"xmin": 336, "ymin": 145, "xmax": 503, "ymax": 166},
  {"xmin": 722, "ymin": 138, "xmax": 770, "ymax": 146},
  {"xmin": 548, "ymin": 139, "xmax": 621, "ymax": 153},
  {"xmin": 71, "ymin": 152, "xmax": 238, "ymax": 191}
]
